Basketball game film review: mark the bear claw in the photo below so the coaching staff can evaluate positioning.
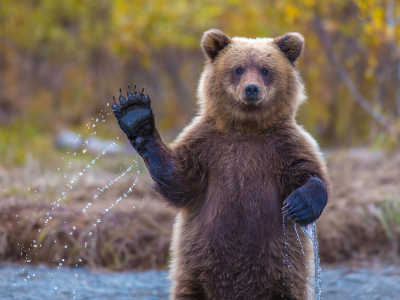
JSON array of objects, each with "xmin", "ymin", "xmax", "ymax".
[
  {"xmin": 111, "ymin": 85, "xmax": 154, "ymax": 143},
  {"xmin": 282, "ymin": 177, "xmax": 328, "ymax": 227}
]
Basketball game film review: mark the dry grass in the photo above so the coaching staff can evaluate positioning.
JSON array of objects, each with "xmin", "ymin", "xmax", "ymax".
[
  {"xmin": 0, "ymin": 149, "xmax": 399, "ymax": 270},
  {"xmin": 318, "ymin": 149, "xmax": 400, "ymax": 263},
  {"xmin": 0, "ymin": 155, "xmax": 176, "ymax": 270}
]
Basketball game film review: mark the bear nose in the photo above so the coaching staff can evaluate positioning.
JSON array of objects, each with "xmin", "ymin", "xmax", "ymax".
[{"xmin": 244, "ymin": 84, "xmax": 260, "ymax": 99}]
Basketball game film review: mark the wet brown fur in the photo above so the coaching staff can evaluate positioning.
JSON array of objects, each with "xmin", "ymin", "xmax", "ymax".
[{"xmin": 150, "ymin": 29, "xmax": 330, "ymax": 299}]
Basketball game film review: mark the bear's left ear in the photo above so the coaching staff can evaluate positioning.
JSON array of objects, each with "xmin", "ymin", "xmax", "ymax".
[
  {"xmin": 201, "ymin": 29, "xmax": 232, "ymax": 61},
  {"xmin": 273, "ymin": 32, "xmax": 304, "ymax": 63}
]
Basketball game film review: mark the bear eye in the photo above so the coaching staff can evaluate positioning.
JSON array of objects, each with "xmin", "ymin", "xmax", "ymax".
[
  {"xmin": 235, "ymin": 67, "xmax": 243, "ymax": 75},
  {"xmin": 261, "ymin": 67, "xmax": 269, "ymax": 76}
]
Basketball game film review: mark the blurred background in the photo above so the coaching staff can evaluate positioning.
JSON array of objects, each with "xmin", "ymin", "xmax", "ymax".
[
  {"xmin": 1, "ymin": 0, "xmax": 400, "ymax": 163},
  {"xmin": 0, "ymin": 0, "xmax": 400, "ymax": 298}
]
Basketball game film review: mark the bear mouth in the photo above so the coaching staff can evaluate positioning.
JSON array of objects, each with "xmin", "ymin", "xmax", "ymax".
[
  {"xmin": 245, "ymin": 96, "xmax": 260, "ymax": 103},
  {"xmin": 240, "ymin": 97, "xmax": 263, "ymax": 106}
]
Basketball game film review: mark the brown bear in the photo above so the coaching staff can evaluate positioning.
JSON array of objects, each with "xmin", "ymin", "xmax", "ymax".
[{"xmin": 111, "ymin": 29, "xmax": 330, "ymax": 300}]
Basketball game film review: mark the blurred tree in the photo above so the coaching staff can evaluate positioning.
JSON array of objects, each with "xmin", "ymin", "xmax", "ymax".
[{"xmin": 0, "ymin": 0, "xmax": 399, "ymax": 151}]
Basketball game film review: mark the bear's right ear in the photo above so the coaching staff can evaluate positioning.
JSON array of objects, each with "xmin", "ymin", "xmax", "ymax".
[{"xmin": 201, "ymin": 29, "xmax": 232, "ymax": 61}]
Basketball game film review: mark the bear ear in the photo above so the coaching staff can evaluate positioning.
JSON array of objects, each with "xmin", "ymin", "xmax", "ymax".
[
  {"xmin": 201, "ymin": 29, "xmax": 232, "ymax": 61},
  {"xmin": 273, "ymin": 32, "xmax": 304, "ymax": 63}
]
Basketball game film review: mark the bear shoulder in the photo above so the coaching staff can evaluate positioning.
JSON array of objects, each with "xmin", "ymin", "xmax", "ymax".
[
  {"xmin": 170, "ymin": 116, "xmax": 214, "ymax": 151},
  {"xmin": 271, "ymin": 121, "xmax": 331, "ymax": 196}
]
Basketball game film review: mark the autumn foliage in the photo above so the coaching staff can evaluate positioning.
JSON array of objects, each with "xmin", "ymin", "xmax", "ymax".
[{"xmin": 1, "ymin": 0, "xmax": 400, "ymax": 163}]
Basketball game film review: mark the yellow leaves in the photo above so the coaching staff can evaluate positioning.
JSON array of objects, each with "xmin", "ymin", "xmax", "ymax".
[
  {"xmin": 364, "ymin": 23, "xmax": 375, "ymax": 35},
  {"xmin": 371, "ymin": 7, "xmax": 385, "ymax": 30},
  {"xmin": 1, "ymin": 0, "xmax": 400, "ymax": 148},
  {"xmin": 365, "ymin": 67, "xmax": 375, "ymax": 80},
  {"xmin": 356, "ymin": 0, "xmax": 400, "ymax": 47},
  {"xmin": 304, "ymin": 0, "xmax": 315, "ymax": 7},
  {"xmin": 284, "ymin": 4, "xmax": 300, "ymax": 24}
]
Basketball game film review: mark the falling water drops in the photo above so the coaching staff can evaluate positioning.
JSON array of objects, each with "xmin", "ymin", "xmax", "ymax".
[
  {"xmin": 294, "ymin": 223, "xmax": 306, "ymax": 256},
  {"xmin": 301, "ymin": 222, "xmax": 322, "ymax": 300},
  {"xmin": 11, "ymin": 103, "xmax": 143, "ymax": 294}
]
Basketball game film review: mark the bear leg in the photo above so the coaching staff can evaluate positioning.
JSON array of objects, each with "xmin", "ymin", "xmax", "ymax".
[{"xmin": 171, "ymin": 280, "xmax": 205, "ymax": 300}]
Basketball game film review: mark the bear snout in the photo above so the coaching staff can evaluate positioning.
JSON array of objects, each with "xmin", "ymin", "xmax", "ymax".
[{"xmin": 244, "ymin": 84, "xmax": 260, "ymax": 101}]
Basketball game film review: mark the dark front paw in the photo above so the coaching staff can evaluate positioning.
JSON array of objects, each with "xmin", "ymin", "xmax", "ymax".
[
  {"xmin": 282, "ymin": 177, "xmax": 328, "ymax": 227},
  {"xmin": 112, "ymin": 85, "xmax": 154, "ymax": 149}
]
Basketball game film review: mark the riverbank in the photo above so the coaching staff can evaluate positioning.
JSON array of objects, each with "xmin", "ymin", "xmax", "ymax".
[{"xmin": 0, "ymin": 148, "xmax": 399, "ymax": 269}]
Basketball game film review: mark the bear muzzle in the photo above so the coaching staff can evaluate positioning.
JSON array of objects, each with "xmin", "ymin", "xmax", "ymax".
[{"xmin": 244, "ymin": 84, "xmax": 261, "ymax": 102}]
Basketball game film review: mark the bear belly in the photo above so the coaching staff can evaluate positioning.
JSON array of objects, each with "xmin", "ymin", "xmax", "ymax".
[{"xmin": 170, "ymin": 178, "xmax": 312, "ymax": 300}]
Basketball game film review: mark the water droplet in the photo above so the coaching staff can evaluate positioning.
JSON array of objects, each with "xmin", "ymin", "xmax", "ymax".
[
  {"xmin": 64, "ymin": 174, "xmax": 67, "ymax": 178},
  {"xmin": 88, "ymin": 232, "xmax": 92, "ymax": 235},
  {"xmin": 82, "ymin": 149, "xmax": 87, "ymax": 153}
]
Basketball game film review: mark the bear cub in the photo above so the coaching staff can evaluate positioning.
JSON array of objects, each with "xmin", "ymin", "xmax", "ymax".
[{"xmin": 112, "ymin": 29, "xmax": 330, "ymax": 300}]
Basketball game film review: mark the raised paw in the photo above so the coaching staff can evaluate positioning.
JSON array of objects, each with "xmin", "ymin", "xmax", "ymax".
[
  {"xmin": 282, "ymin": 177, "xmax": 328, "ymax": 227},
  {"xmin": 112, "ymin": 84, "xmax": 154, "ymax": 145}
]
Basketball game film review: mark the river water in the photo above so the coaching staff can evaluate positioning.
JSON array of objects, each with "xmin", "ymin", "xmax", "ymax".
[{"xmin": 0, "ymin": 264, "xmax": 399, "ymax": 300}]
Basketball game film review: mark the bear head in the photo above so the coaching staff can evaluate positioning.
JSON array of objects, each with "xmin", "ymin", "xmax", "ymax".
[{"xmin": 198, "ymin": 29, "xmax": 306, "ymax": 131}]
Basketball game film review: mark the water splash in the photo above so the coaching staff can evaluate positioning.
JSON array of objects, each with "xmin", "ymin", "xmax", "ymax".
[
  {"xmin": 101, "ymin": 177, "xmax": 139, "ymax": 215},
  {"xmin": 12, "ymin": 104, "xmax": 139, "ymax": 295},
  {"xmin": 301, "ymin": 222, "xmax": 322, "ymax": 300},
  {"xmin": 84, "ymin": 162, "xmax": 136, "ymax": 213},
  {"xmin": 294, "ymin": 223, "xmax": 306, "ymax": 256},
  {"xmin": 282, "ymin": 216, "xmax": 295, "ymax": 298}
]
